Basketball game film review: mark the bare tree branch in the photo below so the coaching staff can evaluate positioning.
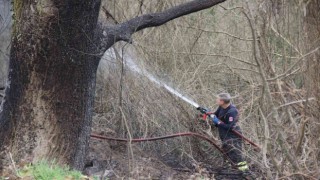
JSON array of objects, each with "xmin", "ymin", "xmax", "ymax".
[
  {"xmin": 181, "ymin": 26, "xmax": 254, "ymax": 41},
  {"xmin": 101, "ymin": 6, "xmax": 118, "ymax": 24},
  {"xmin": 267, "ymin": 47, "xmax": 320, "ymax": 81},
  {"xmin": 243, "ymin": 2, "xmax": 300, "ymax": 171},
  {"xmin": 276, "ymin": 98, "xmax": 316, "ymax": 109},
  {"xmin": 141, "ymin": 50, "xmax": 257, "ymax": 66},
  {"xmin": 102, "ymin": 0, "xmax": 226, "ymax": 51}
]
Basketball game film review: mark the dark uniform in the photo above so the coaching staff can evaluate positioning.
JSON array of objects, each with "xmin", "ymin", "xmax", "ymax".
[{"xmin": 214, "ymin": 104, "xmax": 245, "ymax": 167}]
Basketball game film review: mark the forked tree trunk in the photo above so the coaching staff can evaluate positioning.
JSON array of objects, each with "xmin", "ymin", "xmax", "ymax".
[
  {"xmin": 0, "ymin": 0, "xmax": 101, "ymax": 170},
  {"xmin": 0, "ymin": 0, "xmax": 226, "ymax": 171}
]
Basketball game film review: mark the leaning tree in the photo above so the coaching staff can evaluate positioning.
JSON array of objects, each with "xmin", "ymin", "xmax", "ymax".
[{"xmin": 0, "ymin": 0, "xmax": 226, "ymax": 170}]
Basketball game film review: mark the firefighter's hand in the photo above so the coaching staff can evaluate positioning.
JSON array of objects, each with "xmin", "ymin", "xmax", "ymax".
[{"xmin": 210, "ymin": 114, "xmax": 220, "ymax": 125}]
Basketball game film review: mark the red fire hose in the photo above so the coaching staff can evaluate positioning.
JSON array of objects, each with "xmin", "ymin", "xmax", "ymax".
[
  {"xmin": 229, "ymin": 129, "xmax": 261, "ymax": 151},
  {"xmin": 90, "ymin": 132, "xmax": 236, "ymax": 166},
  {"xmin": 90, "ymin": 109, "xmax": 260, "ymax": 168},
  {"xmin": 199, "ymin": 110, "xmax": 261, "ymax": 151}
]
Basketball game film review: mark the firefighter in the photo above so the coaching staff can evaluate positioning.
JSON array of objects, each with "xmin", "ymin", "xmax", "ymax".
[{"xmin": 209, "ymin": 93, "xmax": 248, "ymax": 171}]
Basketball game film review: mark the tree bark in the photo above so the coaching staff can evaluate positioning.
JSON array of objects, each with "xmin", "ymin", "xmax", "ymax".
[
  {"xmin": 303, "ymin": 0, "xmax": 320, "ymax": 156},
  {"xmin": 0, "ymin": 0, "xmax": 226, "ymax": 171},
  {"xmin": 305, "ymin": 0, "xmax": 320, "ymax": 98},
  {"xmin": 0, "ymin": 0, "xmax": 101, "ymax": 170}
]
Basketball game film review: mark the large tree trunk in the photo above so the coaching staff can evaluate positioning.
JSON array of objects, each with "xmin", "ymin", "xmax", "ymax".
[
  {"xmin": 0, "ymin": 0, "xmax": 101, "ymax": 170},
  {"xmin": 305, "ymin": 0, "xmax": 320, "ymax": 98},
  {"xmin": 305, "ymin": 0, "xmax": 320, "ymax": 156},
  {"xmin": 0, "ymin": 0, "xmax": 226, "ymax": 171}
]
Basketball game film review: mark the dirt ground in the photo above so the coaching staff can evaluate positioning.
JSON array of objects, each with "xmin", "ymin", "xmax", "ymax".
[
  {"xmin": 0, "ymin": 119, "xmax": 260, "ymax": 180},
  {"xmin": 87, "ymin": 138, "xmax": 204, "ymax": 179},
  {"xmin": 86, "ymin": 127, "xmax": 261, "ymax": 180}
]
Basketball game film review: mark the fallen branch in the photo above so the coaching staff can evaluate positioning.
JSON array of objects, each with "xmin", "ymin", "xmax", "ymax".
[
  {"xmin": 295, "ymin": 118, "xmax": 308, "ymax": 154},
  {"xmin": 6, "ymin": 151, "xmax": 20, "ymax": 178}
]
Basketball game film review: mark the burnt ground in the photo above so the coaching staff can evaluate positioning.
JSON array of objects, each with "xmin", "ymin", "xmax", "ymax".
[
  {"xmin": 0, "ymin": 116, "xmax": 262, "ymax": 179},
  {"xmin": 86, "ymin": 129, "xmax": 263, "ymax": 180},
  {"xmin": 0, "ymin": 129, "xmax": 262, "ymax": 179},
  {"xmin": 86, "ymin": 140, "xmax": 261, "ymax": 179}
]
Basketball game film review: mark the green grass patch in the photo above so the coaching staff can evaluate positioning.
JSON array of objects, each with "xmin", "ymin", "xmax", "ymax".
[{"xmin": 18, "ymin": 160, "xmax": 86, "ymax": 180}]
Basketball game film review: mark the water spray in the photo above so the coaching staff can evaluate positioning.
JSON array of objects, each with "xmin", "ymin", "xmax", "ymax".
[
  {"xmin": 120, "ymin": 48, "xmax": 199, "ymax": 108},
  {"xmin": 108, "ymin": 47, "xmax": 260, "ymax": 150},
  {"xmin": 163, "ymin": 84, "xmax": 199, "ymax": 108}
]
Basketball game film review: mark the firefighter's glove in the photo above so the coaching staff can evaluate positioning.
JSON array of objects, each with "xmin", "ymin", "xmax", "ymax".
[{"xmin": 210, "ymin": 115, "xmax": 220, "ymax": 125}]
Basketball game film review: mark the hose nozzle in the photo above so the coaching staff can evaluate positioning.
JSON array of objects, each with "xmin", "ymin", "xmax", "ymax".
[
  {"xmin": 196, "ymin": 107, "xmax": 208, "ymax": 114},
  {"xmin": 196, "ymin": 106, "xmax": 211, "ymax": 120}
]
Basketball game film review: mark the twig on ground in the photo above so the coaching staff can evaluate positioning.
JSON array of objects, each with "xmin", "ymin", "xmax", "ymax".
[{"xmin": 7, "ymin": 151, "xmax": 20, "ymax": 177}]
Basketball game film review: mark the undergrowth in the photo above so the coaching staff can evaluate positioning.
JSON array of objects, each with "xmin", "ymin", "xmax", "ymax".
[{"xmin": 17, "ymin": 160, "xmax": 87, "ymax": 180}]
